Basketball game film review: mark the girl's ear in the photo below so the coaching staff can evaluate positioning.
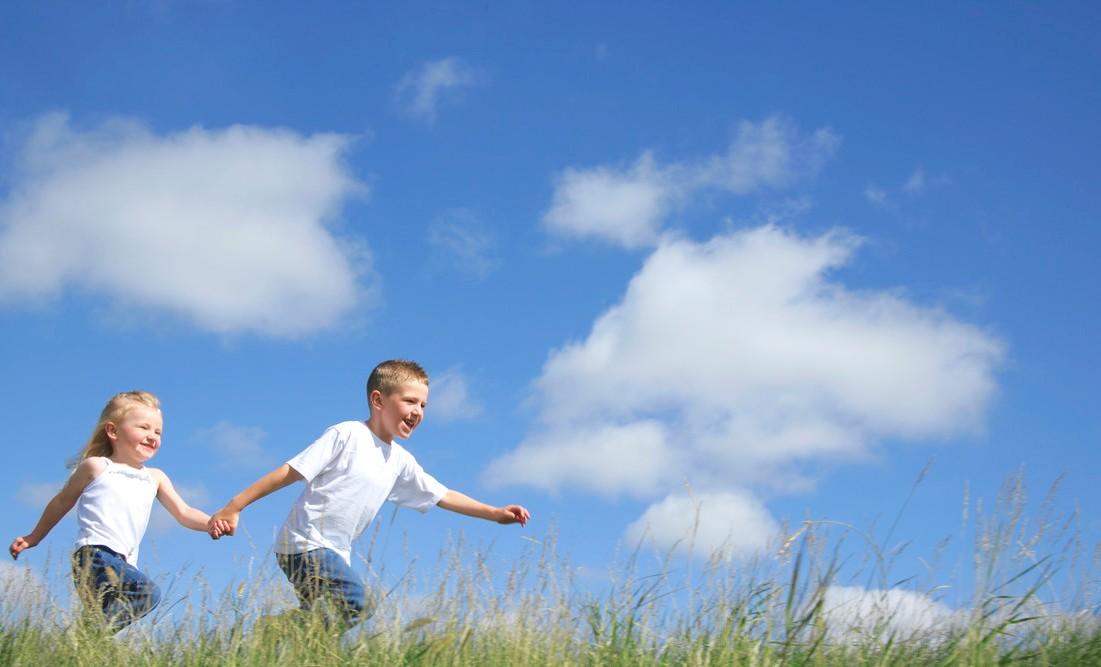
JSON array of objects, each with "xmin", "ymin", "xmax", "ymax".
[{"xmin": 104, "ymin": 422, "xmax": 118, "ymax": 441}]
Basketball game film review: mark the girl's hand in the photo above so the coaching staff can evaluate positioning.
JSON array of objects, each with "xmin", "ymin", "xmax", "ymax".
[
  {"xmin": 208, "ymin": 516, "xmax": 234, "ymax": 540},
  {"xmin": 208, "ymin": 509, "xmax": 239, "ymax": 539},
  {"xmin": 9, "ymin": 536, "xmax": 36, "ymax": 560}
]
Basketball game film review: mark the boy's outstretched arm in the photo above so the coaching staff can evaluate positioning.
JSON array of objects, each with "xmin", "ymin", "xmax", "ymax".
[
  {"xmin": 437, "ymin": 490, "xmax": 530, "ymax": 526},
  {"xmin": 208, "ymin": 463, "xmax": 304, "ymax": 539}
]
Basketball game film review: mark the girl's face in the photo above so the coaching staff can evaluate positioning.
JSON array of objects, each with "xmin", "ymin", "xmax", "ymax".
[{"xmin": 106, "ymin": 404, "xmax": 163, "ymax": 466}]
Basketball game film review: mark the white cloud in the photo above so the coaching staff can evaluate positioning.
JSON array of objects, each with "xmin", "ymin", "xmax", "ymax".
[
  {"xmin": 624, "ymin": 490, "xmax": 780, "ymax": 559},
  {"xmin": 542, "ymin": 117, "xmax": 839, "ymax": 248},
  {"xmin": 0, "ymin": 113, "xmax": 370, "ymax": 338},
  {"xmin": 195, "ymin": 421, "xmax": 275, "ymax": 470},
  {"xmin": 486, "ymin": 225, "xmax": 1003, "ymax": 554},
  {"xmin": 543, "ymin": 152, "xmax": 677, "ymax": 249},
  {"xmin": 428, "ymin": 369, "xmax": 483, "ymax": 422},
  {"xmin": 533, "ymin": 226, "xmax": 1000, "ymax": 439},
  {"xmin": 484, "ymin": 421, "xmax": 676, "ymax": 499},
  {"xmin": 821, "ymin": 585, "xmax": 959, "ymax": 640},
  {"xmin": 17, "ymin": 481, "xmax": 62, "ymax": 508},
  {"xmin": 427, "ymin": 209, "xmax": 499, "ymax": 279},
  {"xmin": 394, "ymin": 57, "xmax": 481, "ymax": 123}
]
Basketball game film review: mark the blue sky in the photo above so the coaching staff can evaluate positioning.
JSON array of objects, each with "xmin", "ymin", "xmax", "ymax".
[{"xmin": 2, "ymin": 3, "xmax": 1099, "ymax": 621}]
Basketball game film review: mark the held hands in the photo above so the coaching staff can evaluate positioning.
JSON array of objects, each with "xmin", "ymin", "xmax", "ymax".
[
  {"xmin": 207, "ymin": 507, "xmax": 238, "ymax": 540},
  {"xmin": 9, "ymin": 536, "xmax": 36, "ymax": 560},
  {"xmin": 497, "ymin": 504, "xmax": 531, "ymax": 527}
]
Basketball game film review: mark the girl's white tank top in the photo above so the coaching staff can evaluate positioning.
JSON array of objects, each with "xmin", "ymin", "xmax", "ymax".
[{"xmin": 74, "ymin": 458, "xmax": 158, "ymax": 565}]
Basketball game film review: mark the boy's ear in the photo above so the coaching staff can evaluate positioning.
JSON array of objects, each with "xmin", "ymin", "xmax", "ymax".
[{"xmin": 367, "ymin": 389, "xmax": 383, "ymax": 409}]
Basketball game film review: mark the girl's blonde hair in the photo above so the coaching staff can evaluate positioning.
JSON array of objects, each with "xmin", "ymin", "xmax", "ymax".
[{"xmin": 68, "ymin": 391, "xmax": 161, "ymax": 469}]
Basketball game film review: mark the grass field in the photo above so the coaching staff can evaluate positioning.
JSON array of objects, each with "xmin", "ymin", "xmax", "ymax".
[{"xmin": 2, "ymin": 475, "xmax": 1098, "ymax": 666}]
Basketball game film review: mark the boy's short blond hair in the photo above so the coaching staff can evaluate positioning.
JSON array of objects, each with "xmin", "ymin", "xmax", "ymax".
[{"xmin": 366, "ymin": 359, "xmax": 429, "ymax": 398}]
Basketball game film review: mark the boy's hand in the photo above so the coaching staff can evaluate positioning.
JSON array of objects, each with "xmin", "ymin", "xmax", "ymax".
[
  {"xmin": 497, "ymin": 505, "xmax": 531, "ymax": 527},
  {"xmin": 9, "ymin": 536, "xmax": 36, "ymax": 560},
  {"xmin": 208, "ymin": 508, "xmax": 239, "ymax": 539}
]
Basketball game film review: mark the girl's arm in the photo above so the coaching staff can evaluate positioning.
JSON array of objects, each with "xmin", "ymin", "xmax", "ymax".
[
  {"xmin": 9, "ymin": 458, "xmax": 105, "ymax": 560},
  {"xmin": 151, "ymin": 468, "xmax": 211, "ymax": 532}
]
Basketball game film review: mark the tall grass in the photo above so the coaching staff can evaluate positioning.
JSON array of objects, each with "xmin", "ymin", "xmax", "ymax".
[{"xmin": 2, "ymin": 474, "xmax": 1098, "ymax": 666}]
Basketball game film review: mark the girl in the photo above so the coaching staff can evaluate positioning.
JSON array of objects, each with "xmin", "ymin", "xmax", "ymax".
[{"xmin": 8, "ymin": 391, "xmax": 212, "ymax": 632}]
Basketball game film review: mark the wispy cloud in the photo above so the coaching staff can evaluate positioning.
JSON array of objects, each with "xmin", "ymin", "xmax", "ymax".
[
  {"xmin": 486, "ymin": 225, "xmax": 1003, "ymax": 556},
  {"xmin": 864, "ymin": 185, "xmax": 890, "ymax": 206},
  {"xmin": 903, "ymin": 167, "xmax": 926, "ymax": 194},
  {"xmin": 16, "ymin": 481, "xmax": 62, "ymax": 508},
  {"xmin": 0, "ymin": 562, "xmax": 51, "ymax": 606},
  {"xmin": 867, "ymin": 166, "xmax": 934, "ymax": 208},
  {"xmin": 0, "ymin": 113, "xmax": 372, "ymax": 338},
  {"xmin": 542, "ymin": 117, "xmax": 840, "ymax": 249},
  {"xmin": 194, "ymin": 421, "xmax": 276, "ymax": 471},
  {"xmin": 149, "ymin": 481, "xmax": 210, "ymax": 536},
  {"xmin": 428, "ymin": 209, "xmax": 499, "ymax": 279},
  {"xmin": 429, "ymin": 369, "xmax": 483, "ymax": 422},
  {"xmin": 394, "ymin": 57, "xmax": 482, "ymax": 124}
]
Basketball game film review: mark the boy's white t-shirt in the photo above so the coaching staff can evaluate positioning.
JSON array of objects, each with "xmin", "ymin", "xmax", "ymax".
[
  {"xmin": 74, "ymin": 458, "xmax": 158, "ymax": 565},
  {"xmin": 275, "ymin": 420, "xmax": 448, "ymax": 565}
]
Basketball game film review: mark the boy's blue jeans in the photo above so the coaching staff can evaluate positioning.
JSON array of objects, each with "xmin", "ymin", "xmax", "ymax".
[
  {"xmin": 276, "ymin": 548, "xmax": 367, "ymax": 626},
  {"xmin": 71, "ymin": 545, "xmax": 161, "ymax": 632}
]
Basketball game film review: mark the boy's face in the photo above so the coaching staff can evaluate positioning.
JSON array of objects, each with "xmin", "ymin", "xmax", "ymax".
[{"xmin": 370, "ymin": 380, "xmax": 428, "ymax": 442}]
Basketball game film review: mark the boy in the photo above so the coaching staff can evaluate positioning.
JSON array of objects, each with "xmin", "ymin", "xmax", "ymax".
[{"xmin": 208, "ymin": 360, "xmax": 529, "ymax": 624}]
